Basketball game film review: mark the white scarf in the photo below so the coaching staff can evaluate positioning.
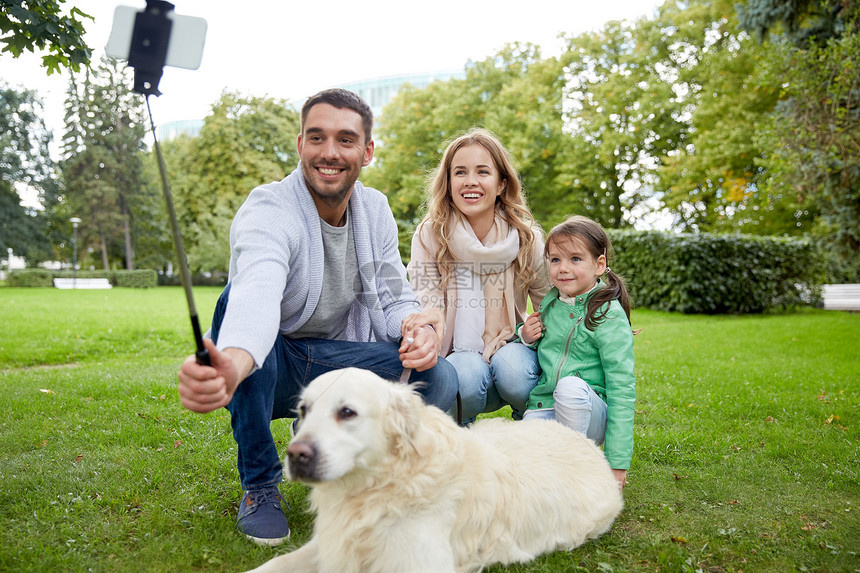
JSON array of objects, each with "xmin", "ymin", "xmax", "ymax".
[{"xmin": 447, "ymin": 214, "xmax": 519, "ymax": 361}]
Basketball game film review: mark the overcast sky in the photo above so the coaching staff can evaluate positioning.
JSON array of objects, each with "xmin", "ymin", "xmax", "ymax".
[{"xmin": 2, "ymin": 0, "xmax": 663, "ymax": 141}]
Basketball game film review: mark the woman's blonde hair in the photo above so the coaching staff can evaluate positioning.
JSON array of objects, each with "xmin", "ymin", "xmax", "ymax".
[{"xmin": 417, "ymin": 127, "xmax": 538, "ymax": 295}]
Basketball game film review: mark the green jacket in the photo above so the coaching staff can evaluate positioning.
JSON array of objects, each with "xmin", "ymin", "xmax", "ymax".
[{"xmin": 525, "ymin": 283, "xmax": 636, "ymax": 470}]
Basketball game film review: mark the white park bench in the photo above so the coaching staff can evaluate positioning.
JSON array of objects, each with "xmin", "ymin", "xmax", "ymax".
[
  {"xmin": 53, "ymin": 278, "xmax": 113, "ymax": 289},
  {"xmin": 822, "ymin": 284, "xmax": 860, "ymax": 311}
]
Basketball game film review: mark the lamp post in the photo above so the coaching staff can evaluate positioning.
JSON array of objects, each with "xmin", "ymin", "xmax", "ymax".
[{"xmin": 70, "ymin": 217, "xmax": 81, "ymax": 288}]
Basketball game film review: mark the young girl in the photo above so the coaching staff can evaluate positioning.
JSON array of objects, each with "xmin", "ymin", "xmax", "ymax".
[
  {"xmin": 408, "ymin": 128, "xmax": 550, "ymax": 425},
  {"xmin": 520, "ymin": 215, "xmax": 636, "ymax": 489}
]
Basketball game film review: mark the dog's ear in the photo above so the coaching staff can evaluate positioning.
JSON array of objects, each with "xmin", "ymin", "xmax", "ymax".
[{"xmin": 384, "ymin": 384, "xmax": 430, "ymax": 458}]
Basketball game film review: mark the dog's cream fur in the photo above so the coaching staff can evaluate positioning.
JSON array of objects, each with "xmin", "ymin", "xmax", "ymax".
[{"xmin": 246, "ymin": 368, "xmax": 623, "ymax": 573}]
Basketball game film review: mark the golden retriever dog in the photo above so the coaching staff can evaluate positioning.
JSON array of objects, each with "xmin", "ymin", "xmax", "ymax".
[{"xmin": 246, "ymin": 367, "xmax": 623, "ymax": 573}]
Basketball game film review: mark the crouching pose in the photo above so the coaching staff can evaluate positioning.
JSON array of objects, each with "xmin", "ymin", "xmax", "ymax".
[{"xmin": 177, "ymin": 89, "xmax": 458, "ymax": 546}]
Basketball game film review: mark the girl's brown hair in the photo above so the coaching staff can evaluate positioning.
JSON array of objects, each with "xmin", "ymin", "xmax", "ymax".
[{"xmin": 545, "ymin": 215, "xmax": 636, "ymax": 332}]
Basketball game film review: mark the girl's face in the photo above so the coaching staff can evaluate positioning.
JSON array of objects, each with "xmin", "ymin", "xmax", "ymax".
[
  {"xmin": 547, "ymin": 236, "xmax": 606, "ymax": 298},
  {"xmin": 448, "ymin": 144, "xmax": 506, "ymax": 236}
]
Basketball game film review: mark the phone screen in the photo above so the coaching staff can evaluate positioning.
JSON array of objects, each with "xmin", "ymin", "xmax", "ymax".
[{"xmin": 106, "ymin": 5, "xmax": 206, "ymax": 70}]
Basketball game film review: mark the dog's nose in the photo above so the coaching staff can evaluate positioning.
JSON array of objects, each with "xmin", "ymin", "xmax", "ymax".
[
  {"xmin": 287, "ymin": 441, "xmax": 315, "ymax": 464},
  {"xmin": 286, "ymin": 440, "xmax": 318, "ymax": 480}
]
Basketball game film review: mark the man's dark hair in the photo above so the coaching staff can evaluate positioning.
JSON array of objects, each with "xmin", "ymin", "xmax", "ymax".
[{"xmin": 301, "ymin": 88, "xmax": 374, "ymax": 144}]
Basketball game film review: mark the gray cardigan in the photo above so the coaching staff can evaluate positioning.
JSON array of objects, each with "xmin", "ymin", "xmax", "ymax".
[{"xmin": 216, "ymin": 164, "xmax": 420, "ymax": 368}]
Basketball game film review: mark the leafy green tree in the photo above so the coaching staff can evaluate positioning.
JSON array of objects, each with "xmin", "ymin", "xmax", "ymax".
[
  {"xmin": 60, "ymin": 57, "xmax": 149, "ymax": 269},
  {"xmin": 0, "ymin": 0, "xmax": 92, "ymax": 74},
  {"xmin": 638, "ymin": 0, "xmax": 785, "ymax": 232},
  {"xmin": 480, "ymin": 49, "xmax": 570, "ymax": 229},
  {"xmin": 366, "ymin": 71, "xmax": 486, "ymax": 222},
  {"xmin": 754, "ymin": 31, "xmax": 860, "ymax": 258},
  {"xmin": 737, "ymin": 0, "xmax": 851, "ymax": 45},
  {"xmin": 359, "ymin": 0, "xmax": 857, "ymax": 253},
  {"xmin": 0, "ymin": 186, "xmax": 53, "ymax": 262},
  {"xmin": 159, "ymin": 92, "xmax": 301, "ymax": 272},
  {"xmin": 644, "ymin": 0, "xmax": 858, "ymax": 246},
  {"xmin": 367, "ymin": 43, "xmax": 565, "ymax": 226},
  {"xmin": 0, "ymin": 84, "xmax": 55, "ymax": 262},
  {"xmin": 560, "ymin": 17, "xmax": 686, "ymax": 229},
  {"xmin": 370, "ymin": 33, "xmax": 687, "ymax": 238},
  {"xmin": 734, "ymin": 0, "xmax": 860, "ymax": 259},
  {"xmin": 134, "ymin": 136, "xmax": 180, "ymax": 273}
]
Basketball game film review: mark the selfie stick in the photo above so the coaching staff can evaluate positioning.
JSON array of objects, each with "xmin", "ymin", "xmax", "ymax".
[{"xmin": 128, "ymin": 0, "xmax": 210, "ymax": 366}]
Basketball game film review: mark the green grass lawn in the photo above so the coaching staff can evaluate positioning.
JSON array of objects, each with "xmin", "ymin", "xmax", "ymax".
[{"xmin": 0, "ymin": 287, "xmax": 858, "ymax": 572}]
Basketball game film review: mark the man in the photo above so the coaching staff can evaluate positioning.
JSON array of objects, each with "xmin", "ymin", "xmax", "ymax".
[{"xmin": 177, "ymin": 88, "xmax": 458, "ymax": 545}]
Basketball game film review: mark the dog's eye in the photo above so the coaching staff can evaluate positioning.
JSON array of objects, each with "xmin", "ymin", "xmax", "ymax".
[
  {"xmin": 297, "ymin": 403, "xmax": 307, "ymax": 418},
  {"xmin": 337, "ymin": 407, "xmax": 357, "ymax": 421}
]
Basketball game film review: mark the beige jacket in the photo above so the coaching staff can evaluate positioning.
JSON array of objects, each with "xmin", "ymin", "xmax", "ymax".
[{"xmin": 407, "ymin": 221, "xmax": 550, "ymax": 359}]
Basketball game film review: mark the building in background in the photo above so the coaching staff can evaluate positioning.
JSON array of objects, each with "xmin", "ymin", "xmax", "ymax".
[
  {"xmin": 156, "ymin": 119, "xmax": 204, "ymax": 142},
  {"xmin": 151, "ymin": 70, "xmax": 466, "ymax": 145},
  {"xmin": 337, "ymin": 70, "xmax": 464, "ymax": 119}
]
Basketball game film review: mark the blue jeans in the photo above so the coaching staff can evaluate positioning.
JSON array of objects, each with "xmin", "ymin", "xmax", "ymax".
[
  {"xmin": 522, "ymin": 376, "xmax": 607, "ymax": 445},
  {"xmin": 210, "ymin": 284, "xmax": 459, "ymax": 490},
  {"xmin": 446, "ymin": 342, "xmax": 539, "ymax": 425}
]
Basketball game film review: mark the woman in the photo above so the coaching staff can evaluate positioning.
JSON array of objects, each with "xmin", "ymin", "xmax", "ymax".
[{"xmin": 408, "ymin": 128, "xmax": 550, "ymax": 425}]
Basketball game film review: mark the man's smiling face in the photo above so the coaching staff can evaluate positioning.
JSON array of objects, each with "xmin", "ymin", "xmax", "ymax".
[{"xmin": 297, "ymin": 103, "xmax": 374, "ymax": 209}]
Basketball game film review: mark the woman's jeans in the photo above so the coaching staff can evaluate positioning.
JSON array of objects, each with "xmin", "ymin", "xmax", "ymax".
[
  {"xmin": 522, "ymin": 376, "xmax": 607, "ymax": 445},
  {"xmin": 210, "ymin": 284, "xmax": 459, "ymax": 490},
  {"xmin": 446, "ymin": 342, "xmax": 539, "ymax": 425}
]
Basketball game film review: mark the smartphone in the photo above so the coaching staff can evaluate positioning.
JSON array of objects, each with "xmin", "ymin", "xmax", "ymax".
[{"xmin": 105, "ymin": 4, "xmax": 207, "ymax": 70}]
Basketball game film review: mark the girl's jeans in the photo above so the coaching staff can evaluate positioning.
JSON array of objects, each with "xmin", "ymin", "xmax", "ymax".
[{"xmin": 522, "ymin": 375, "xmax": 608, "ymax": 445}]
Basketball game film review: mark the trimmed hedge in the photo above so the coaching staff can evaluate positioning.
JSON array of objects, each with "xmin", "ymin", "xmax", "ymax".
[
  {"xmin": 114, "ymin": 270, "xmax": 157, "ymax": 288},
  {"xmin": 7, "ymin": 269, "xmax": 53, "ymax": 287},
  {"xmin": 156, "ymin": 271, "xmax": 228, "ymax": 287},
  {"xmin": 8, "ymin": 269, "xmax": 158, "ymax": 288},
  {"xmin": 607, "ymin": 231, "xmax": 825, "ymax": 314}
]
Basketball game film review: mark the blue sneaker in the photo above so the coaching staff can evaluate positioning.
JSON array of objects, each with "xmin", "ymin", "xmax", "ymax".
[{"xmin": 237, "ymin": 486, "xmax": 290, "ymax": 546}]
